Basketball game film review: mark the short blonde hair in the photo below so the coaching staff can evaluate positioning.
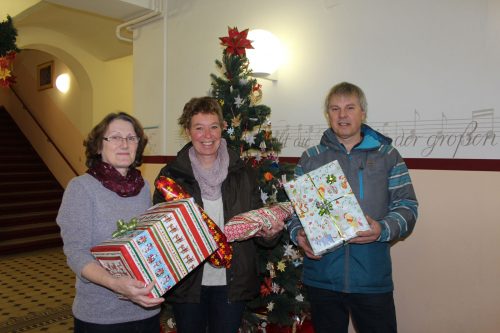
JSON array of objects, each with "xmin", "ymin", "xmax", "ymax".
[{"xmin": 324, "ymin": 82, "xmax": 368, "ymax": 113}]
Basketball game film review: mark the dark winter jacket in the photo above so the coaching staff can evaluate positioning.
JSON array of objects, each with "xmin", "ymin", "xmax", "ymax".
[
  {"xmin": 288, "ymin": 124, "xmax": 418, "ymax": 293},
  {"xmin": 153, "ymin": 143, "xmax": 275, "ymax": 303}
]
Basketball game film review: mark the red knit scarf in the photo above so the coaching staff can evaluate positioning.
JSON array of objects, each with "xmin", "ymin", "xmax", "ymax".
[{"xmin": 87, "ymin": 161, "xmax": 144, "ymax": 197}]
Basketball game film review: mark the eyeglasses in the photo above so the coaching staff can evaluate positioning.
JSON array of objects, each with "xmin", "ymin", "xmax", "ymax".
[{"xmin": 103, "ymin": 135, "xmax": 140, "ymax": 145}]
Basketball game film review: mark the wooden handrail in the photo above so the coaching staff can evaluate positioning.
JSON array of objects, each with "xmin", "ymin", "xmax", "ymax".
[{"xmin": 9, "ymin": 86, "xmax": 79, "ymax": 177}]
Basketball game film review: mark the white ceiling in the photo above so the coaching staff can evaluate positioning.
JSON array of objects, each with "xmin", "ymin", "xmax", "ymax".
[{"xmin": 10, "ymin": 0, "xmax": 158, "ymax": 61}]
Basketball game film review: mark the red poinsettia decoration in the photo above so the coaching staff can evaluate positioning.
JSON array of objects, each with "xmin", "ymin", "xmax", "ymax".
[
  {"xmin": 0, "ymin": 51, "xmax": 16, "ymax": 88},
  {"xmin": 219, "ymin": 27, "xmax": 253, "ymax": 56}
]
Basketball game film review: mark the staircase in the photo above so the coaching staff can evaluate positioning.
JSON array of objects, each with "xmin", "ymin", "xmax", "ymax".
[{"xmin": 0, "ymin": 106, "xmax": 64, "ymax": 254}]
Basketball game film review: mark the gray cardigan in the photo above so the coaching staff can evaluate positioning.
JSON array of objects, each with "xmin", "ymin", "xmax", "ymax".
[{"xmin": 56, "ymin": 174, "xmax": 160, "ymax": 324}]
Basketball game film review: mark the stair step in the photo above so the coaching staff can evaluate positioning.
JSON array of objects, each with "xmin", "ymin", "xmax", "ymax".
[
  {"xmin": 0, "ymin": 106, "xmax": 64, "ymax": 255},
  {"xmin": 0, "ymin": 145, "xmax": 37, "ymax": 153},
  {"xmin": 0, "ymin": 198, "xmax": 62, "ymax": 214},
  {"xmin": 0, "ymin": 124, "xmax": 24, "ymax": 131},
  {"xmin": 0, "ymin": 135, "xmax": 30, "ymax": 143},
  {"xmin": 0, "ymin": 188, "xmax": 63, "ymax": 203},
  {"xmin": 0, "ymin": 154, "xmax": 41, "ymax": 163},
  {"xmin": 0, "ymin": 233, "xmax": 63, "ymax": 255},
  {"xmin": 0, "ymin": 142, "xmax": 32, "ymax": 150},
  {"xmin": 0, "ymin": 221, "xmax": 60, "ymax": 239},
  {"xmin": 0, "ymin": 162, "xmax": 47, "ymax": 172},
  {"xmin": 0, "ymin": 210, "xmax": 59, "ymax": 227},
  {"xmin": 0, "ymin": 171, "xmax": 52, "ymax": 182},
  {"xmin": 0, "ymin": 232, "xmax": 61, "ymax": 245},
  {"xmin": 0, "ymin": 179, "xmax": 60, "ymax": 191}
]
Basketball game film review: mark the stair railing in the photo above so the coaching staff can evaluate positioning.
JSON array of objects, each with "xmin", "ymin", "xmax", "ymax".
[{"xmin": 9, "ymin": 86, "xmax": 79, "ymax": 177}]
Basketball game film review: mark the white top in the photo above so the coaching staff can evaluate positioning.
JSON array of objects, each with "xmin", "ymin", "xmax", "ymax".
[{"xmin": 201, "ymin": 197, "xmax": 227, "ymax": 286}]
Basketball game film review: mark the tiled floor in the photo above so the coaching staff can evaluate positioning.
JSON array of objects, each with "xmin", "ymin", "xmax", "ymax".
[
  {"xmin": 0, "ymin": 247, "xmax": 176, "ymax": 333},
  {"xmin": 0, "ymin": 247, "xmax": 75, "ymax": 333}
]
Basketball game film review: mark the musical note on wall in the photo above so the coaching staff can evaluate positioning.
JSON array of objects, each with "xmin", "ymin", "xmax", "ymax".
[
  {"xmin": 472, "ymin": 108, "xmax": 494, "ymax": 131},
  {"xmin": 439, "ymin": 113, "xmax": 448, "ymax": 135}
]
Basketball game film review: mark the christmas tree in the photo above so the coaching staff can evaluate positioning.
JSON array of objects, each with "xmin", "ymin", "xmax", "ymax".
[{"xmin": 212, "ymin": 27, "xmax": 310, "ymax": 332}]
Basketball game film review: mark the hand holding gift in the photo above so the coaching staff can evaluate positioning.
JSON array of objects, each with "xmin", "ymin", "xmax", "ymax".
[
  {"xmin": 91, "ymin": 198, "xmax": 219, "ymax": 298},
  {"xmin": 348, "ymin": 215, "xmax": 381, "ymax": 244},
  {"xmin": 225, "ymin": 202, "xmax": 294, "ymax": 242},
  {"xmin": 283, "ymin": 160, "xmax": 370, "ymax": 255},
  {"xmin": 155, "ymin": 176, "xmax": 232, "ymax": 268}
]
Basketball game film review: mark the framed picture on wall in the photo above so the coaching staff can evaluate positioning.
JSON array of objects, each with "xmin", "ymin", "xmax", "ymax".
[{"xmin": 37, "ymin": 61, "xmax": 54, "ymax": 90}]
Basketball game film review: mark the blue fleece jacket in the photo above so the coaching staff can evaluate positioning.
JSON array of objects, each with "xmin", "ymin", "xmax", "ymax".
[{"xmin": 287, "ymin": 124, "xmax": 418, "ymax": 293}]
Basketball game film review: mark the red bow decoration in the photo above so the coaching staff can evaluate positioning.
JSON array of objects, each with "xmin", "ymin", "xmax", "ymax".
[
  {"xmin": 155, "ymin": 176, "xmax": 232, "ymax": 268},
  {"xmin": 219, "ymin": 27, "xmax": 253, "ymax": 56}
]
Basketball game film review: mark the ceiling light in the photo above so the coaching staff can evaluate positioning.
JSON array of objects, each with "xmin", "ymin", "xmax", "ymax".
[
  {"xmin": 247, "ymin": 29, "xmax": 285, "ymax": 80},
  {"xmin": 55, "ymin": 73, "xmax": 70, "ymax": 93}
]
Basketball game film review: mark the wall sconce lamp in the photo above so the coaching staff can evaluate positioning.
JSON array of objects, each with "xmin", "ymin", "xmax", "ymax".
[
  {"xmin": 55, "ymin": 73, "xmax": 70, "ymax": 93},
  {"xmin": 247, "ymin": 29, "xmax": 285, "ymax": 81}
]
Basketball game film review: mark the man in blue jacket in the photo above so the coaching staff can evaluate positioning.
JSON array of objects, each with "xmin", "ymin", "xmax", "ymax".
[{"xmin": 287, "ymin": 82, "xmax": 418, "ymax": 333}]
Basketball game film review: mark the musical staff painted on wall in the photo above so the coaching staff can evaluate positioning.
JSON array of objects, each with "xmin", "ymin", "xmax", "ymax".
[{"xmin": 274, "ymin": 108, "xmax": 499, "ymax": 159}]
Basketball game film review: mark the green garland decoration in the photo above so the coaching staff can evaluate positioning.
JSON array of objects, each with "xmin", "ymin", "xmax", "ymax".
[{"xmin": 0, "ymin": 15, "xmax": 19, "ymax": 57}]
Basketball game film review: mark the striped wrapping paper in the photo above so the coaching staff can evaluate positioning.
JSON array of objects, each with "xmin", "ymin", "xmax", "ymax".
[
  {"xmin": 91, "ymin": 198, "xmax": 218, "ymax": 298},
  {"xmin": 224, "ymin": 202, "xmax": 294, "ymax": 242}
]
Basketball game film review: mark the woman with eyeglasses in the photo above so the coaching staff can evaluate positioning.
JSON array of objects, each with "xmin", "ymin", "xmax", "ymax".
[{"xmin": 57, "ymin": 112, "xmax": 164, "ymax": 333}]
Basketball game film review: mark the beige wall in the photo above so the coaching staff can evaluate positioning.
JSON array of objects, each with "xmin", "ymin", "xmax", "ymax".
[
  {"xmin": 139, "ymin": 163, "xmax": 162, "ymax": 189},
  {"xmin": 93, "ymin": 55, "xmax": 134, "ymax": 123},
  {"xmin": 17, "ymin": 25, "xmax": 133, "ymax": 130},
  {"xmin": 14, "ymin": 49, "xmax": 87, "ymax": 134},
  {"xmin": 392, "ymin": 170, "xmax": 500, "ymax": 332}
]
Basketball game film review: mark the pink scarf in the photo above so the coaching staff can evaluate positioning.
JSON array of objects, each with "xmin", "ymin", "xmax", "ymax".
[{"xmin": 189, "ymin": 139, "xmax": 229, "ymax": 200}]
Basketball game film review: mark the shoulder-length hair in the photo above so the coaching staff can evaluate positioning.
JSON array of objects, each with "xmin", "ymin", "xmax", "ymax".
[{"xmin": 83, "ymin": 112, "xmax": 148, "ymax": 168}]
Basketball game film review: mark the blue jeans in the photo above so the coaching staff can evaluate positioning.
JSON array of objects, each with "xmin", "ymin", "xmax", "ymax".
[
  {"xmin": 74, "ymin": 313, "xmax": 160, "ymax": 333},
  {"xmin": 172, "ymin": 285, "xmax": 246, "ymax": 333},
  {"xmin": 306, "ymin": 285, "xmax": 397, "ymax": 333}
]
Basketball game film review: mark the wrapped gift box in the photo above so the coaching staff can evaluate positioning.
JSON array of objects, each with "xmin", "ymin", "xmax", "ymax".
[
  {"xmin": 91, "ymin": 198, "xmax": 218, "ymax": 298},
  {"xmin": 283, "ymin": 160, "xmax": 370, "ymax": 255},
  {"xmin": 225, "ymin": 202, "xmax": 294, "ymax": 242}
]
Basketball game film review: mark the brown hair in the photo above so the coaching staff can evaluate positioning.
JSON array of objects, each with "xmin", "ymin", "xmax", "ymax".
[
  {"xmin": 178, "ymin": 97, "xmax": 224, "ymax": 130},
  {"xmin": 83, "ymin": 112, "xmax": 148, "ymax": 168}
]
